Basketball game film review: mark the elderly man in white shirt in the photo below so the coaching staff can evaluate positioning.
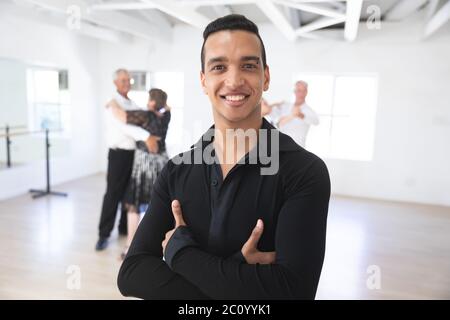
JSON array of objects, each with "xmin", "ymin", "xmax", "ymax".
[
  {"xmin": 269, "ymin": 80, "xmax": 319, "ymax": 148},
  {"xmin": 96, "ymin": 69, "xmax": 157, "ymax": 251}
]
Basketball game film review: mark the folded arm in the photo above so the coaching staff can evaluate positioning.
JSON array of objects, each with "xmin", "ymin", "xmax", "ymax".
[
  {"xmin": 106, "ymin": 99, "xmax": 149, "ymax": 141},
  {"xmin": 106, "ymin": 99, "xmax": 127, "ymax": 122},
  {"xmin": 302, "ymin": 106, "xmax": 320, "ymax": 126},
  {"xmin": 118, "ymin": 158, "xmax": 330, "ymax": 300},
  {"xmin": 164, "ymin": 159, "xmax": 330, "ymax": 299}
]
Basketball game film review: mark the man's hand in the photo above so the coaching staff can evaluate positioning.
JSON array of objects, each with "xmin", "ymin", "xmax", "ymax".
[
  {"xmin": 241, "ymin": 219, "xmax": 276, "ymax": 264},
  {"xmin": 161, "ymin": 201, "xmax": 275, "ymax": 265},
  {"xmin": 145, "ymin": 136, "xmax": 161, "ymax": 153},
  {"xmin": 162, "ymin": 200, "xmax": 186, "ymax": 255},
  {"xmin": 292, "ymin": 106, "xmax": 305, "ymax": 119},
  {"xmin": 105, "ymin": 99, "xmax": 127, "ymax": 122}
]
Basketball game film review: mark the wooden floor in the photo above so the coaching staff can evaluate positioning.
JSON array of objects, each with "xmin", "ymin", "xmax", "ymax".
[{"xmin": 0, "ymin": 173, "xmax": 449, "ymax": 300}]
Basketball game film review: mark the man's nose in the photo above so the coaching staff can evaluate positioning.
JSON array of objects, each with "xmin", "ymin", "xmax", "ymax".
[{"xmin": 224, "ymin": 68, "xmax": 244, "ymax": 88}]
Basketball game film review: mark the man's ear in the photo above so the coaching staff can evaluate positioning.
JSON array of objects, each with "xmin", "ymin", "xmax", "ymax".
[
  {"xmin": 200, "ymin": 71, "xmax": 208, "ymax": 95},
  {"xmin": 263, "ymin": 65, "xmax": 270, "ymax": 92}
]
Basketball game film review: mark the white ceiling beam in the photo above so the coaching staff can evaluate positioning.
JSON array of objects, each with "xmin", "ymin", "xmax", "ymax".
[
  {"xmin": 137, "ymin": 9, "xmax": 173, "ymax": 40},
  {"xmin": 20, "ymin": 0, "xmax": 170, "ymax": 41},
  {"xmin": 1, "ymin": 1, "xmax": 132, "ymax": 44},
  {"xmin": 295, "ymin": 16, "xmax": 345, "ymax": 36},
  {"xmin": 212, "ymin": 5, "xmax": 233, "ymax": 17},
  {"xmin": 256, "ymin": 0, "xmax": 297, "ymax": 41},
  {"xmin": 426, "ymin": 0, "xmax": 441, "ymax": 20},
  {"xmin": 177, "ymin": 0, "xmax": 351, "ymax": 4},
  {"xmin": 424, "ymin": 0, "xmax": 450, "ymax": 38},
  {"xmin": 175, "ymin": 0, "xmax": 254, "ymax": 6},
  {"xmin": 275, "ymin": 0, "xmax": 346, "ymax": 19},
  {"xmin": 283, "ymin": 6, "xmax": 302, "ymax": 28},
  {"xmin": 344, "ymin": 0, "xmax": 363, "ymax": 42},
  {"xmin": 138, "ymin": 9, "xmax": 173, "ymax": 27},
  {"xmin": 330, "ymin": 1, "xmax": 347, "ymax": 12},
  {"xmin": 384, "ymin": 0, "xmax": 428, "ymax": 21},
  {"xmin": 288, "ymin": 0, "xmax": 348, "ymax": 1},
  {"xmin": 89, "ymin": 2, "xmax": 157, "ymax": 11},
  {"xmin": 140, "ymin": 0, "xmax": 210, "ymax": 29}
]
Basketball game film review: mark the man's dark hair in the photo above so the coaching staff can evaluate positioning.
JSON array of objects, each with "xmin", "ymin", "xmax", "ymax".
[
  {"xmin": 200, "ymin": 14, "xmax": 267, "ymax": 73},
  {"xmin": 149, "ymin": 88, "xmax": 167, "ymax": 109}
]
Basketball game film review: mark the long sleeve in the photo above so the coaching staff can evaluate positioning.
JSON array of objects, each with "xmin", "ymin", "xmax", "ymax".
[
  {"xmin": 166, "ymin": 158, "xmax": 330, "ymax": 300},
  {"xmin": 117, "ymin": 163, "xmax": 210, "ymax": 300},
  {"xmin": 107, "ymin": 108, "xmax": 149, "ymax": 141},
  {"xmin": 126, "ymin": 110, "xmax": 171, "ymax": 137},
  {"xmin": 120, "ymin": 124, "xmax": 150, "ymax": 141},
  {"xmin": 302, "ymin": 105, "xmax": 319, "ymax": 126},
  {"xmin": 126, "ymin": 110, "xmax": 148, "ymax": 127}
]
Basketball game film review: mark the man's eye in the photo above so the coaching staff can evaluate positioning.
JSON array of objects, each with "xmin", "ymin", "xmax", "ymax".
[
  {"xmin": 243, "ymin": 64, "xmax": 257, "ymax": 69},
  {"xmin": 212, "ymin": 65, "xmax": 225, "ymax": 71}
]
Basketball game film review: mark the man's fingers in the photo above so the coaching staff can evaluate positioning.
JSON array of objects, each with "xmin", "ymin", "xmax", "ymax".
[
  {"xmin": 244, "ymin": 219, "xmax": 264, "ymax": 249},
  {"xmin": 257, "ymin": 251, "xmax": 276, "ymax": 264},
  {"xmin": 172, "ymin": 200, "xmax": 186, "ymax": 227}
]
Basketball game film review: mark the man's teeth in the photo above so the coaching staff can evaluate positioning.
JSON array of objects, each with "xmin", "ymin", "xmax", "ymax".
[{"xmin": 225, "ymin": 95, "xmax": 246, "ymax": 101}]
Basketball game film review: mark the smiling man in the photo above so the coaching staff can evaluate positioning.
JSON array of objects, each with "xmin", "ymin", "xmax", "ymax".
[{"xmin": 117, "ymin": 14, "xmax": 331, "ymax": 300}]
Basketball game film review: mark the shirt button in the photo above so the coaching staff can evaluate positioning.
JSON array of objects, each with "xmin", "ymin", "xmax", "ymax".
[{"xmin": 211, "ymin": 179, "xmax": 218, "ymax": 186}]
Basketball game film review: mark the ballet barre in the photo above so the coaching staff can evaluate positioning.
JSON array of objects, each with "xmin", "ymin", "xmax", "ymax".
[{"xmin": 0, "ymin": 126, "xmax": 68, "ymax": 199}]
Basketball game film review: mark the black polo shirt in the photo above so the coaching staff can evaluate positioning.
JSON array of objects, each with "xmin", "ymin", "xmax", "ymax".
[{"xmin": 118, "ymin": 118, "xmax": 331, "ymax": 300}]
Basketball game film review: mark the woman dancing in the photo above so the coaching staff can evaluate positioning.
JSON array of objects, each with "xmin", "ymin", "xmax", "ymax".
[{"xmin": 107, "ymin": 88, "xmax": 171, "ymax": 259}]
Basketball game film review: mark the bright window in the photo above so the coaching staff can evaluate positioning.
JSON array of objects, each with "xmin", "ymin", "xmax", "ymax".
[
  {"xmin": 293, "ymin": 73, "xmax": 378, "ymax": 161},
  {"xmin": 128, "ymin": 71, "xmax": 149, "ymax": 109},
  {"xmin": 27, "ymin": 68, "xmax": 71, "ymax": 134}
]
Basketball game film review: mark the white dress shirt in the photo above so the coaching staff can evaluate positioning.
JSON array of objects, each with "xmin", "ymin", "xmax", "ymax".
[
  {"xmin": 268, "ymin": 102, "xmax": 319, "ymax": 148},
  {"xmin": 105, "ymin": 92, "xmax": 149, "ymax": 150}
]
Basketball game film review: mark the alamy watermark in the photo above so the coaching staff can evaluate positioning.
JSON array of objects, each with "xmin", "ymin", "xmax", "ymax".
[
  {"xmin": 66, "ymin": 264, "xmax": 81, "ymax": 290},
  {"xmin": 366, "ymin": 264, "xmax": 381, "ymax": 290},
  {"xmin": 366, "ymin": 5, "xmax": 382, "ymax": 30},
  {"xmin": 66, "ymin": 5, "xmax": 81, "ymax": 30},
  {"xmin": 172, "ymin": 128, "xmax": 280, "ymax": 176}
]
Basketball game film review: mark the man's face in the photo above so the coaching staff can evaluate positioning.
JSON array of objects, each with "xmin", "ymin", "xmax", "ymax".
[
  {"xmin": 294, "ymin": 83, "xmax": 307, "ymax": 102},
  {"xmin": 200, "ymin": 30, "xmax": 270, "ymax": 124},
  {"xmin": 114, "ymin": 71, "xmax": 131, "ymax": 96}
]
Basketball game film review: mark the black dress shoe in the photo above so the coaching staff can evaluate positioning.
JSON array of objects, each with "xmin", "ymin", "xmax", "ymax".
[{"xmin": 95, "ymin": 238, "xmax": 108, "ymax": 251}]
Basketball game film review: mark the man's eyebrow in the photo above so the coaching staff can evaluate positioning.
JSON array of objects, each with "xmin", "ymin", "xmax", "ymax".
[
  {"xmin": 207, "ymin": 57, "xmax": 228, "ymax": 66},
  {"xmin": 241, "ymin": 56, "xmax": 260, "ymax": 64}
]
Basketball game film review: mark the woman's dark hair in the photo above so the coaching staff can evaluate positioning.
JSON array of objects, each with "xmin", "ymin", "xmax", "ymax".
[
  {"xmin": 200, "ymin": 14, "xmax": 267, "ymax": 72},
  {"xmin": 149, "ymin": 88, "xmax": 167, "ymax": 109}
]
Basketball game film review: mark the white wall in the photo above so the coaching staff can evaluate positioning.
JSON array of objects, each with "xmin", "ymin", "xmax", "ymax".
[
  {"xmin": 0, "ymin": 12, "xmax": 102, "ymax": 200},
  {"xmin": 0, "ymin": 59, "xmax": 28, "ymax": 127}
]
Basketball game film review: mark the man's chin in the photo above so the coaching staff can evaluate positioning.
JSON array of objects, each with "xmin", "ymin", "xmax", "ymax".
[
  {"xmin": 213, "ymin": 102, "xmax": 259, "ymax": 124},
  {"xmin": 220, "ymin": 110, "xmax": 251, "ymax": 123}
]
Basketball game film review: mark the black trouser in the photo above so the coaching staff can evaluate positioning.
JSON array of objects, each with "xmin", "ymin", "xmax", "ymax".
[{"xmin": 98, "ymin": 148, "xmax": 135, "ymax": 238}]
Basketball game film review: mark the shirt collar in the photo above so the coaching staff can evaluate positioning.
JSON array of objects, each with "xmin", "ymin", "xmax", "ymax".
[{"xmin": 190, "ymin": 118, "xmax": 300, "ymax": 153}]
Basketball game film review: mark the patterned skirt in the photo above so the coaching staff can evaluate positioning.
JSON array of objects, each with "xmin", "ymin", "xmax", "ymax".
[{"xmin": 124, "ymin": 148, "xmax": 169, "ymax": 210}]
